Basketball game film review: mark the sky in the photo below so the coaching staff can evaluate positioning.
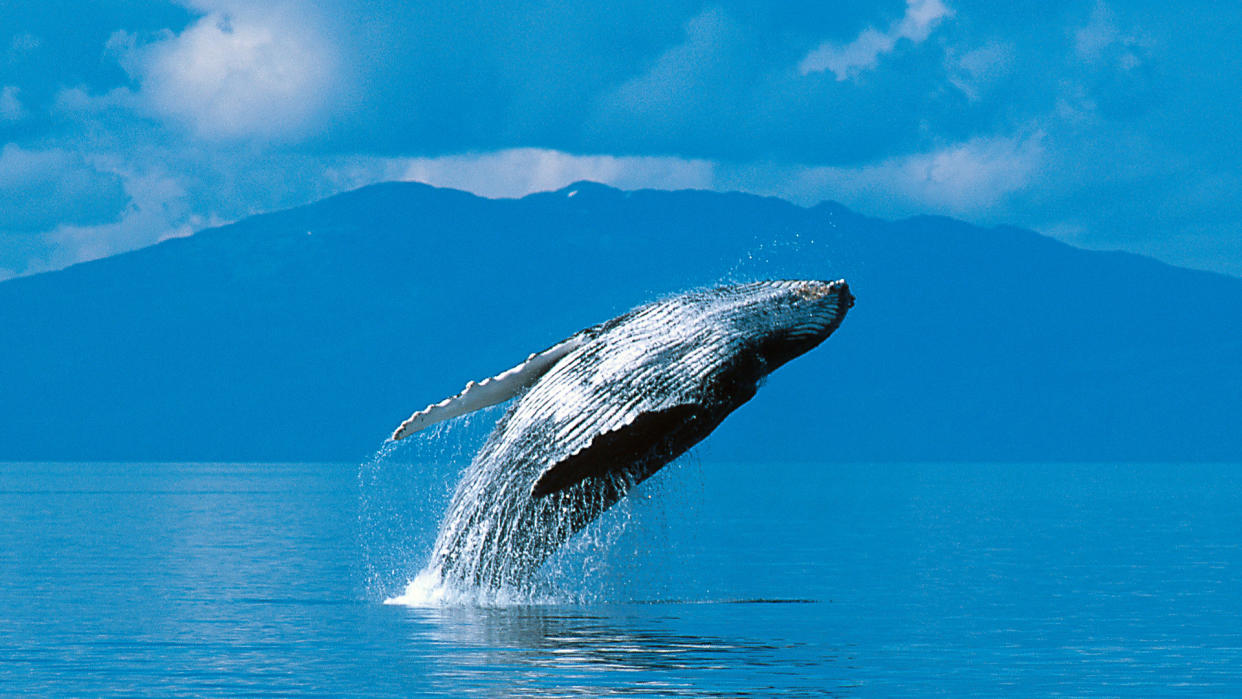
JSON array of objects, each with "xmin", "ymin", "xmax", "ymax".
[{"xmin": 1, "ymin": 0, "xmax": 1239, "ymax": 279}]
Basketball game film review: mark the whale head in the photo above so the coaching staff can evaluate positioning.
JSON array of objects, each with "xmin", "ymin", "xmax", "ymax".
[{"xmin": 714, "ymin": 279, "xmax": 854, "ymax": 376}]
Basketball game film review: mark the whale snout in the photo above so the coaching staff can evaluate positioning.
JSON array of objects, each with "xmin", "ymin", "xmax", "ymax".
[
  {"xmin": 795, "ymin": 279, "xmax": 853, "ymax": 310},
  {"xmin": 834, "ymin": 280, "xmax": 855, "ymax": 310},
  {"xmin": 755, "ymin": 278, "xmax": 853, "ymax": 369}
]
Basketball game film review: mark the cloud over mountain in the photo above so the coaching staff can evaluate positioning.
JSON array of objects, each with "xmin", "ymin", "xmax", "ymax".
[{"xmin": 0, "ymin": 1, "xmax": 1239, "ymax": 278}]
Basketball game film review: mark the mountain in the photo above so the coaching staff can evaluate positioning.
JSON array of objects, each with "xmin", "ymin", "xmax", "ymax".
[{"xmin": 2, "ymin": 181, "xmax": 1240, "ymax": 463}]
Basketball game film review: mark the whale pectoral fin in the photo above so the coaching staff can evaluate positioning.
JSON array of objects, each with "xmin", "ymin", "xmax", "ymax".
[
  {"xmin": 391, "ymin": 335, "xmax": 585, "ymax": 441},
  {"xmin": 531, "ymin": 404, "xmax": 715, "ymax": 497}
]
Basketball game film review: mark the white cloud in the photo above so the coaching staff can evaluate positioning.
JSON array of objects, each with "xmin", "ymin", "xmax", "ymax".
[
  {"xmin": 1073, "ymin": 1, "xmax": 1147, "ymax": 71},
  {"xmin": 1075, "ymin": 2, "xmax": 1121, "ymax": 62},
  {"xmin": 7, "ymin": 32, "xmax": 40, "ymax": 55},
  {"xmin": 946, "ymin": 41, "xmax": 1014, "ymax": 101},
  {"xmin": 723, "ymin": 132, "xmax": 1045, "ymax": 218},
  {"xmin": 0, "ymin": 144, "xmax": 128, "ymax": 232},
  {"xmin": 38, "ymin": 168, "xmax": 198, "ymax": 274},
  {"xmin": 53, "ymin": 85, "xmax": 141, "ymax": 115},
  {"xmin": 0, "ymin": 158, "xmax": 197, "ymax": 279},
  {"xmin": 800, "ymin": 0, "xmax": 953, "ymax": 79},
  {"xmin": 119, "ymin": 9, "xmax": 339, "ymax": 141},
  {"xmin": 603, "ymin": 8, "xmax": 738, "ymax": 114},
  {"xmin": 391, "ymin": 139, "xmax": 1041, "ymax": 220},
  {"xmin": 394, "ymin": 148, "xmax": 715, "ymax": 199},
  {"xmin": 0, "ymin": 86, "xmax": 25, "ymax": 122}
]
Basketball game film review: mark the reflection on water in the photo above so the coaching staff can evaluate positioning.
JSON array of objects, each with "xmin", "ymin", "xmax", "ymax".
[
  {"xmin": 4, "ymin": 461, "xmax": 1242, "ymax": 695},
  {"xmin": 400, "ymin": 602, "xmax": 847, "ymax": 697}
]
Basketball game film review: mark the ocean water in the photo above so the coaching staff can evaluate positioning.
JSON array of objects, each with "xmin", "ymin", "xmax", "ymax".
[{"xmin": 2, "ymin": 459, "xmax": 1241, "ymax": 696}]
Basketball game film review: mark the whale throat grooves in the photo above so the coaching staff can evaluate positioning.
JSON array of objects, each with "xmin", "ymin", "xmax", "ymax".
[{"xmin": 393, "ymin": 279, "xmax": 853, "ymax": 594}]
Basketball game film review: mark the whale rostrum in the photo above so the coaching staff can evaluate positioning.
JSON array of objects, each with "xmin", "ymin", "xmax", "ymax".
[{"xmin": 392, "ymin": 279, "xmax": 854, "ymax": 588}]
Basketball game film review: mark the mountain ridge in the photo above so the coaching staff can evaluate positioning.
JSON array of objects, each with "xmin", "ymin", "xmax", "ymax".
[{"xmin": 3, "ymin": 181, "xmax": 1239, "ymax": 462}]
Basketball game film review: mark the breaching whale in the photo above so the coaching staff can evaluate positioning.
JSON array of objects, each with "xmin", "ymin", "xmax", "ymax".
[{"xmin": 391, "ymin": 279, "xmax": 853, "ymax": 589}]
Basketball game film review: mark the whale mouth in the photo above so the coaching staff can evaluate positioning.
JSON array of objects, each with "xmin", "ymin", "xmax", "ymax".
[
  {"xmin": 782, "ymin": 279, "xmax": 853, "ymax": 345},
  {"xmin": 838, "ymin": 281, "xmax": 855, "ymax": 310}
]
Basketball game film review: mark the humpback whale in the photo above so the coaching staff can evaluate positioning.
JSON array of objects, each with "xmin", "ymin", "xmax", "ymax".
[{"xmin": 392, "ymin": 279, "xmax": 853, "ymax": 589}]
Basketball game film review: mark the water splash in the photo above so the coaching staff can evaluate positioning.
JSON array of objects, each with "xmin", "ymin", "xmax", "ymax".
[
  {"xmin": 360, "ymin": 415, "xmax": 706, "ymax": 607},
  {"xmin": 372, "ymin": 435, "xmax": 709, "ymax": 607},
  {"xmin": 357, "ymin": 407, "xmax": 502, "ymax": 602},
  {"xmin": 721, "ymin": 231, "xmax": 824, "ymax": 285},
  {"xmin": 359, "ymin": 405, "xmax": 651, "ymax": 607},
  {"xmin": 366, "ymin": 277, "xmax": 850, "ymax": 607},
  {"xmin": 386, "ymin": 446, "xmax": 647, "ymax": 603}
]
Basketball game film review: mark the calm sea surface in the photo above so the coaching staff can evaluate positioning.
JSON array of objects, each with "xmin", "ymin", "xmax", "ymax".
[{"xmin": 2, "ymin": 460, "xmax": 1240, "ymax": 696}]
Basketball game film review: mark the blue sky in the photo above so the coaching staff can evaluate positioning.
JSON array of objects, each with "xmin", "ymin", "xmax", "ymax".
[{"xmin": 1, "ymin": 0, "xmax": 1239, "ymax": 279}]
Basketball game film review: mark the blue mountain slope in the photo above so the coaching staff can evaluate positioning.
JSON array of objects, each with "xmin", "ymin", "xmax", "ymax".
[{"xmin": 2, "ymin": 181, "xmax": 1239, "ymax": 462}]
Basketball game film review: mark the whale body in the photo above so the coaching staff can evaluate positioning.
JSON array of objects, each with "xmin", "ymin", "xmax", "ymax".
[{"xmin": 392, "ymin": 279, "xmax": 853, "ymax": 588}]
